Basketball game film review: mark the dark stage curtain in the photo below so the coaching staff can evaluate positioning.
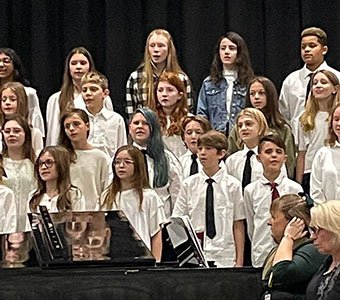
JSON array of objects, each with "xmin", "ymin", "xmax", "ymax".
[{"xmin": 0, "ymin": 0, "xmax": 339, "ymax": 119}]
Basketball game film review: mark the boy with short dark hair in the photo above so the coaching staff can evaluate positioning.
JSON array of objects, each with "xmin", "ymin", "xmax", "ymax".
[
  {"xmin": 279, "ymin": 27, "xmax": 340, "ymax": 140},
  {"xmin": 173, "ymin": 130, "xmax": 245, "ymax": 267},
  {"xmin": 244, "ymin": 134, "xmax": 303, "ymax": 267},
  {"xmin": 80, "ymin": 71, "xmax": 127, "ymax": 158}
]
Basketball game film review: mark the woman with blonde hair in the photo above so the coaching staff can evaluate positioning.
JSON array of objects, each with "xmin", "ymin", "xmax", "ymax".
[
  {"xmin": 98, "ymin": 145, "xmax": 166, "ymax": 261},
  {"xmin": 29, "ymin": 145, "xmax": 85, "ymax": 213},
  {"xmin": 126, "ymin": 29, "xmax": 193, "ymax": 118},
  {"xmin": 305, "ymin": 200, "xmax": 340, "ymax": 300},
  {"xmin": 297, "ymin": 70, "xmax": 340, "ymax": 193},
  {"xmin": 311, "ymin": 103, "xmax": 340, "ymax": 203},
  {"xmin": 155, "ymin": 71, "xmax": 190, "ymax": 157}
]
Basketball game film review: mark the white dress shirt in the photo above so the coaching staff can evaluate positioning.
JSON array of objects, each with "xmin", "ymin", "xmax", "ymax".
[
  {"xmin": 311, "ymin": 143, "xmax": 340, "ymax": 204},
  {"xmin": 279, "ymin": 61, "xmax": 340, "ymax": 140},
  {"xmin": 244, "ymin": 172, "xmax": 303, "ymax": 267},
  {"xmin": 133, "ymin": 143, "xmax": 183, "ymax": 219},
  {"xmin": 70, "ymin": 149, "xmax": 110, "ymax": 210},
  {"xmin": 46, "ymin": 91, "xmax": 113, "ymax": 146},
  {"xmin": 298, "ymin": 111, "xmax": 329, "ymax": 174},
  {"xmin": 85, "ymin": 107, "xmax": 127, "ymax": 159},
  {"xmin": 0, "ymin": 185, "xmax": 17, "ymax": 234},
  {"xmin": 179, "ymin": 149, "xmax": 203, "ymax": 179},
  {"xmin": 3, "ymin": 158, "xmax": 37, "ymax": 232},
  {"xmin": 172, "ymin": 167, "xmax": 245, "ymax": 267},
  {"xmin": 99, "ymin": 188, "xmax": 166, "ymax": 250}
]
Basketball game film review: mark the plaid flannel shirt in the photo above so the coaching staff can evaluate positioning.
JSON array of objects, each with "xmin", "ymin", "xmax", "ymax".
[{"xmin": 125, "ymin": 67, "xmax": 194, "ymax": 118}]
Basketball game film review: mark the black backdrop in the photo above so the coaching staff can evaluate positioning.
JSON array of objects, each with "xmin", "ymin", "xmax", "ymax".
[{"xmin": 1, "ymin": 0, "xmax": 340, "ymax": 119}]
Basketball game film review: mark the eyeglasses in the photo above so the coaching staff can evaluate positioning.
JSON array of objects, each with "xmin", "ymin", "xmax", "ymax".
[
  {"xmin": 309, "ymin": 226, "xmax": 321, "ymax": 236},
  {"xmin": 0, "ymin": 58, "xmax": 12, "ymax": 65},
  {"xmin": 113, "ymin": 159, "xmax": 134, "ymax": 166},
  {"xmin": 37, "ymin": 159, "xmax": 55, "ymax": 168}
]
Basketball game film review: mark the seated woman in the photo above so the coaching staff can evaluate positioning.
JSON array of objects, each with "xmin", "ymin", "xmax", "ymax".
[
  {"xmin": 305, "ymin": 200, "xmax": 340, "ymax": 300},
  {"xmin": 29, "ymin": 145, "xmax": 85, "ymax": 213},
  {"xmin": 98, "ymin": 145, "xmax": 166, "ymax": 261},
  {"xmin": 262, "ymin": 194, "xmax": 326, "ymax": 300},
  {"xmin": 155, "ymin": 71, "xmax": 190, "ymax": 158}
]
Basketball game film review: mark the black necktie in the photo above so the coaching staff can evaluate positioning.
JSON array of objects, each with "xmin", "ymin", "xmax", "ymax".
[
  {"xmin": 206, "ymin": 178, "xmax": 216, "ymax": 239},
  {"xmin": 141, "ymin": 149, "xmax": 149, "ymax": 179},
  {"xmin": 190, "ymin": 153, "xmax": 198, "ymax": 176},
  {"xmin": 242, "ymin": 150, "xmax": 255, "ymax": 191},
  {"xmin": 305, "ymin": 73, "xmax": 313, "ymax": 102}
]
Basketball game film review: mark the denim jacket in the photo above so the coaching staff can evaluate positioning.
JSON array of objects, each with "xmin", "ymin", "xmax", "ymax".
[{"xmin": 196, "ymin": 76, "xmax": 247, "ymax": 135}]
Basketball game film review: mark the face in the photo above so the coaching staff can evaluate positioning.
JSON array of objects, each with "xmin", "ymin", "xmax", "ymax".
[
  {"xmin": 2, "ymin": 120, "xmax": 25, "ymax": 150},
  {"xmin": 69, "ymin": 53, "xmax": 90, "ymax": 81},
  {"xmin": 38, "ymin": 151, "xmax": 58, "ymax": 183},
  {"xmin": 157, "ymin": 81, "xmax": 182, "ymax": 112},
  {"xmin": 257, "ymin": 141, "xmax": 287, "ymax": 173},
  {"xmin": 237, "ymin": 115, "xmax": 260, "ymax": 147},
  {"xmin": 219, "ymin": 38, "xmax": 238, "ymax": 69},
  {"xmin": 114, "ymin": 150, "xmax": 135, "ymax": 181},
  {"xmin": 310, "ymin": 227, "xmax": 335, "ymax": 255},
  {"xmin": 82, "ymin": 83, "xmax": 108, "ymax": 113},
  {"xmin": 249, "ymin": 81, "xmax": 267, "ymax": 110},
  {"xmin": 312, "ymin": 72, "xmax": 336, "ymax": 100},
  {"xmin": 332, "ymin": 106, "xmax": 340, "ymax": 141},
  {"xmin": 1, "ymin": 88, "xmax": 18, "ymax": 115},
  {"xmin": 0, "ymin": 53, "xmax": 14, "ymax": 81},
  {"xmin": 129, "ymin": 113, "xmax": 150, "ymax": 147},
  {"xmin": 198, "ymin": 145, "xmax": 225, "ymax": 168},
  {"xmin": 301, "ymin": 35, "xmax": 327, "ymax": 67},
  {"xmin": 268, "ymin": 208, "xmax": 290, "ymax": 244},
  {"xmin": 148, "ymin": 34, "xmax": 169, "ymax": 65},
  {"xmin": 184, "ymin": 121, "xmax": 204, "ymax": 154},
  {"xmin": 64, "ymin": 113, "xmax": 89, "ymax": 144}
]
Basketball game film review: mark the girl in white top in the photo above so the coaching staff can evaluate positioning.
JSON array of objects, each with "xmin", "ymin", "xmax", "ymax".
[
  {"xmin": 59, "ymin": 109, "xmax": 110, "ymax": 210},
  {"xmin": 46, "ymin": 46, "xmax": 113, "ymax": 146},
  {"xmin": 225, "ymin": 108, "xmax": 269, "ymax": 188},
  {"xmin": 129, "ymin": 108, "xmax": 182, "ymax": 218},
  {"xmin": 155, "ymin": 71, "xmax": 190, "ymax": 158},
  {"xmin": 1, "ymin": 115, "xmax": 37, "ymax": 232},
  {"xmin": 179, "ymin": 115, "xmax": 212, "ymax": 178},
  {"xmin": 0, "ymin": 166, "xmax": 16, "ymax": 234},
  {"xmin": 0, "ymin": 48, "xmax": 44, "ymax": 136},
  {"xmin": 29, "ymin": 145, "xmax": 85, "ymax": 213},
  {"xmin": 311, "ymin": 103, "xmax": 340, "ymax": 203},
  {"xmin": 98, "ymin": 145, "xmax": 166, "ymax": 261},
  {"xmin": 297, "ymin": 70, "xmax": 340, "ymax": 194},
  {"xmin": 0, "ymin": 82, "xmax": 43, "ymax": 157}
]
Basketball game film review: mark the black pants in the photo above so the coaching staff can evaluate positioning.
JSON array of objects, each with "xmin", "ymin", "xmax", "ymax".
[{"xmin": 302, "ymin": 173, "xmax": 310, "ymax": 195}]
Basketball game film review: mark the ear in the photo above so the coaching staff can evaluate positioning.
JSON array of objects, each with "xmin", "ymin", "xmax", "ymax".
[
  {"xmin": 256, "ymin": 153, "xmax": 261, "ymax": 162},
  {"xmin": 218, "ymin": 149, "xmax": 227, "ymax": 160},
  {"xmin": 283, "ymin": 154, "xmax": 287, "ymax": 163},
  {"xmin": 332, "ymin": 85, "xmax": 339, "ymax": 95},
  {"xmin": 85, "ymin": 122, "xmax": 90, "ymax": 131},
  {"xmin": 177, "ymin": 91, "xmax": 183, "ymax": 101},
  {"xmin": 104, "ymin": 89, "xmax": 110, "ymax": 97},
  {"xmin": 322, "ymin": 45, "xmax": 328, "ymax": 56}
]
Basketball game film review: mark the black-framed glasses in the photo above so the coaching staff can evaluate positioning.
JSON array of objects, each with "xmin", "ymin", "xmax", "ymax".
[{"xmin": 37, "ymin": 159, "xmax": 55, "ymax": 168}]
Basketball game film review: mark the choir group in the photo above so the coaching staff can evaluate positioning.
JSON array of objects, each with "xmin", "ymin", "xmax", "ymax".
[{"xmin": 0, "ymin": 26, "xmax": 339, "ymax": 300}]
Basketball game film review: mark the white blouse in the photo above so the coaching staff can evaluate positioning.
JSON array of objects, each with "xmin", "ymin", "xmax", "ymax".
[
  {"xmin": 0, "ymin": 185, "xmax": 17, "ymax": 234},
  {"xmin": 3, "ymin": 157, "xmax": 37, "ymax": 232}
]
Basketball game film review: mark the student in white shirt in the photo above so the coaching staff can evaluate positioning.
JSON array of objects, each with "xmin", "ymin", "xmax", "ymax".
[
  {"xmin": 129, "ymin": 107, "xmax": 182, "ymax": 218},
  {"xmin": 1, "ymin": 115, "xmax": 37, "ymax": 232},
  {"xmin": 81, "ymin": 71, "xmax": 127, "ymax": 159},
  {"xmin": 155, "ymin": 71, "xmax": 190, "ymax": 158},
  {"xmin": 244, "ymin": 134, "xmax": 303, "ymax": 267},
  {"xmin": 279, "ymin": 27, "xmax": 340, "ymax": 140},
  {"xmin": 0, "ymin": 48, "xmax": 45, "ymax": 137},
  {"xmin": 46, "ymin": 47, "xmax": 113, "ymax": 146},
  {"xmin": 29, "ymin": 145, "xmax": 85, "ymax": 213},
  {"xmin": 98, "ymin": 145, "xmax": 166, "ymax": 261},
  {"xmin": 297, "ymin": 70, "xmax": 340, "ymax": 194},
  {"xmin": 179, "ymin": 115, "xmax": 212, "ymax": 178},
  {"xmin": 173, "ymin": 130, "xmax": 245, "ymax": 267},
  {"xmin": 0, "ymin": 82, "xmax": 43, "ymax": 157},
  {"xmin": 311, "ymin": 103, "xmax": 340, "ymax": 203},
  {"xmin": 225, "ymin": 108, "xmax": 269, "ymax": 186},
  {"xmin": 0, "ymin": 166, "xmax": 17, "ymax": 234},
  {"xmin": 59, "ymin": 109, "xmax": 110, "ymax": 210}
]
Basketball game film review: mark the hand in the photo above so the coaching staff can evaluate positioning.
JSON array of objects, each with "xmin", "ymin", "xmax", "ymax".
[{"xmin": 284, "ymin": 217, "xmax": 307, "ymax": 241}]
